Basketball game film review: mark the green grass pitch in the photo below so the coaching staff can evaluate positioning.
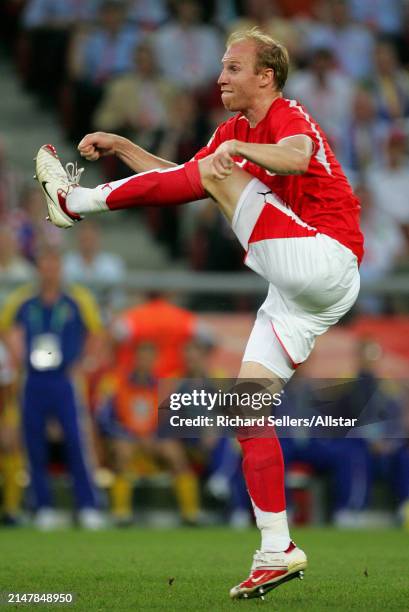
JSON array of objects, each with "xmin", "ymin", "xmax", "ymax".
[{"xmin": 1, "ymin": 527, "xmax": 408, "ymax": 611}]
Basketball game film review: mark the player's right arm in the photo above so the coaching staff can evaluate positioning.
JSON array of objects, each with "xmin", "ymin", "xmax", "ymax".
[{"xmin": 78, "ymin": 132, "xmax": 177, "ymax": 172}]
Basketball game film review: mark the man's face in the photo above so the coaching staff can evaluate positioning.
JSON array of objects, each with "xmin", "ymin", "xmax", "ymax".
[
  {"xmin": 37, "ymin": 254, "xmax": 62, "ymax": 288},
  {"xmin": 218, "ymin": 41, "xmax": 265, "ymax": 112},
  {"xmin": 78, "ymin": 225, "xmax": 99, "ymax": 257}
]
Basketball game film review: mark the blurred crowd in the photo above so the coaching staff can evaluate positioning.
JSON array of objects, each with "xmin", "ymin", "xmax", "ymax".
[
  {"xmin": 0, "ymin": 0, "xmax": 409, "ymax": 530},
  {"xmin": 0, "ymin": 0, "xmax": 408, "ymax": 310}
]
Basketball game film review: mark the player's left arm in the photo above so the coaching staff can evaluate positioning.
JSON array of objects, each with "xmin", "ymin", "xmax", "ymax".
[{"xmin": 213, "ymin": 135, "xmax": 313, "ymax": 177}]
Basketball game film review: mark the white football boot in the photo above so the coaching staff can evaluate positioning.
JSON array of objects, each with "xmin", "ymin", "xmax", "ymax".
[
  {"xmin": 34, "ymin": 144, "xmax": 84, "ymax": 228},
  {"xmin": 230, "ymin": 541, "xmax": 307, "ymax": 600}
]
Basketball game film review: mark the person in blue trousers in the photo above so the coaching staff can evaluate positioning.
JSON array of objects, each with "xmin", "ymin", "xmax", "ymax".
[{"xmin": 0, "ymin": 246, "xmax": 105, "ymax": 529}]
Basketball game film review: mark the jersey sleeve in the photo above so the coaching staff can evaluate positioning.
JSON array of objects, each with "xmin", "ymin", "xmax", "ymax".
[
  {"xmin": 193, "ymin": 125, "xmax": 223, "ymax": 160},
  {"xmin": 273, "ymin": 106, "xmax": 316, "ymax": 144},
  {"xmin": 69, "ymin": 285, "xmax": 102, "ymax": 333},
  {"xmin": 0, "ymin": 285, "xmax": 34, "ymax": 332}
]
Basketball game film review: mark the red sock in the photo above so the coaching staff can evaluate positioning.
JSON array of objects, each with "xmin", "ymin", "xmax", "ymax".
[
  {"xmin": 105, "ymin": 160, "xmax": 206, "ymax": 210},
  {"xmin": 238, "ymin": 437, "xmax": 286, "ymax": 512}
]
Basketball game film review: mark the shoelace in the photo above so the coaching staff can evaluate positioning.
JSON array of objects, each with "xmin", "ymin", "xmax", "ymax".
[{"xmin": 65, "ymin": 161, "xmax": 84, "ymax": 186}]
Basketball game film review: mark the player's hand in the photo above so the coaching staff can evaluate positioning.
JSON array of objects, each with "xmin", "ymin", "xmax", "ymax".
[
  {"xmin": 209, "ymin": 140, "xmax": 238, "ymax": 180},
  {"xmin": 77, "ymin": 132, "xmax": 118, "ymax": 161}
]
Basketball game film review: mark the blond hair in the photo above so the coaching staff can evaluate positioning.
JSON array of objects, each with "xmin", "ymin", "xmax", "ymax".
[{"xmin": 226, "ymin": 27, "xmax": 289, "ymax": 91}]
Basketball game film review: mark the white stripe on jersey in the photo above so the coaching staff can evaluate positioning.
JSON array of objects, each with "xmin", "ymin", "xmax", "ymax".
[
  {"xmin": 289, "ymin": 99, "xmax": 332, "ymax": 176},
  {"xmin": 264, "ymin": 192, "xmax": 317, "ymax": 232},
  {"xmin": 206, "ymin": 128, "xmax": 219, "ymax": 147}
]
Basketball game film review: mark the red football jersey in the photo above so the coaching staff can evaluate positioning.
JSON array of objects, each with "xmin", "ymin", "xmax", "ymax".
[{"xmin": 194, "ymin": 97, "xmax": 364, "ymax": 263}]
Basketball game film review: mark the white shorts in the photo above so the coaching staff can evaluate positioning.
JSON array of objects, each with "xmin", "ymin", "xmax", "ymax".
[{"xmin": 232, "ymin": 178, "xmax": 360, "ymax": 380}]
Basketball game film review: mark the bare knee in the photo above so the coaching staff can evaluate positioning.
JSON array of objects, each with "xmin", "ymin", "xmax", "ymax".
[
  {"xmin": 238, "ymin": 361, "xmax": 285, "ymax": 396},
  {"xmin": 198, "ymin": 157, "xmax": 255, "ymax": 223}
]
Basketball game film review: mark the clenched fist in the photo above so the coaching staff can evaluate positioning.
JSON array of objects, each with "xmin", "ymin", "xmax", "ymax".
[
  {"xmin": 77, "ymin": 132, "xmax": 119, "ymax": 161},
  {"xmin": 209, "ymin": 139, "xmax": 238, "ymax": 179}
]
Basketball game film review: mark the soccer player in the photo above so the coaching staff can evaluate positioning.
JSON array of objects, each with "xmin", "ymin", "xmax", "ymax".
[{"xmin": 35, "ymin": 28, "xmax": 363, "ymax": 599}]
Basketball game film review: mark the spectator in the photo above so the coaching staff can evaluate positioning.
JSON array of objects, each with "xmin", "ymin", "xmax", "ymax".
[
  {"xmin": 279, "ymin": 345, "xmax": 408, "ymax": 528},
  {"xmin": 365, "ymin": 128, "xmax": 409, "ymax": 227},
  {"xmin": 338, "ymin": 86, "xmax": 390, "ymax": 178},
  {"xmin": 97, "ymin": 341, "xmax": 200, "ymax": 525},
  {"xmin": 227, "ymin": 0, "xmax": 302, "ymax": 61},
  {"xmin": 10, "ymin": 185, "xmax": 63, "ymax": 264},
  {"xmin": 356, "ymin": 183, "xmax": 406, "ymax": 313},
  {"xmin": 153, "ymin": 0, "xmax": 223, "ymax": 90},
  {"xmin": 286, "ymin": 47, "xmax": 354, "ymax": 153},
  {"xmin": 68, "ymin": 0, "xmax": 138, "ymax": 84},
  {"xmin": 277, "ymin": 0, "xmax": 321, "ymax": 19},
  {"xmin": 93, "ymin": 39, "xmax": 178, "ymax": 172},
  {"xmin": 145, "ymin": 91, "xmax": 211, "ymax": 259},
  {"xmin": 63, "ymin": 221, "xmax": 126, "ymax": 311},
  {"xmin": 0, "ymin": 247, "xmax": 105, "ymax": 529},
  {"xmin": 348, "ymin": 0, "xmax": 403, "ymax": 38},
  {"xmin": 369, "ymin": 39, "xmax": 409, "ymax": 122},
  {"xmin": 153, "ymin": 90, "xmax": 208, "ymax": 165},
  {"xmin": 0, "ymin": 226, "xmax": 34, "ymax": 303},
  {"xmin": 305, "ymin": 0, "xmax": 375, "ymax": 79},
  {"xmin": 66, "ymin": 0, "xmax": 139, "ymax": 140},
  {"xmin": 23, "ymin": 0, "xmax": 96, "ymax": 28},
  {"xmin": 366, "ymin": 433, "xmax": 409, "ymax": 529},
  {"xmin": 334, "ymin": 340, "xmax": 409, "ymax": 527},
  {"xmin": 280, "ymin": 436, "xmax": 370, "ymax": 526},
  {"xmin": 0, "ymin": 340, "xmax": 24, "ymax": 525},
  {"xmin": 127, "ymin": 0, "xmax": 169, "ymax": 30},
  {"xmin": 21, "ymin": 0, "xmax": 97, "ymax": 102},
  {"xmin": 278, "ymin": 377, "xmax": 371, "ymax": 527},
  {"xmin": 0, "ymin": 138, "xmax": 23, "ymax": 216},
  {"xmin": 112, "ymin": 293, "xmax": 213, "ymax": 378},
  {"xmin": 213, "ymin": 0, "xmax": 239, "ymax": 29}
]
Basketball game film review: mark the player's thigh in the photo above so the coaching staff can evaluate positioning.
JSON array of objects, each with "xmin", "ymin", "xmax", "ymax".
[
  {"xmin": 231, "ymin": 177, "xmax": 359, "ymax": 307},
  {"xmin": 199, "ymin": 160, "xmax": 255, "ymax": 223},
  {"xmin": 250, "ymin": 235, "xmax": 359, "ymax": 312},
  {"xmin": 241, "ymin": 310, "xmax": 295, "ymax": 385},
  {"xmin": 229, "ymin": 176, "xmax": 316, "ymax": 257},
  {"xmin": 256, "ymin": 262, "xmax": 359, "ymax": 368}
]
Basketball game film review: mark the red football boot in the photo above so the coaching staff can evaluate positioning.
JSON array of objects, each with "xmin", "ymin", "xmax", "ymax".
[{"xmin": 230, "ymin": 541, "xmax": 307, "ymax": 600}]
